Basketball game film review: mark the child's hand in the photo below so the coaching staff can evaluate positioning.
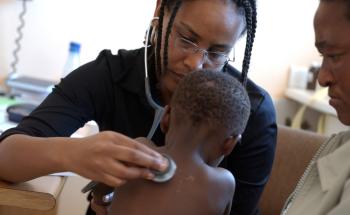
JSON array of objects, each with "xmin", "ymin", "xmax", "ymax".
[
  {"xmin": 91, "ymin": 197, "xmax": 109, "ymax": 215},
  {"xmin": 90, "ymin": 183, "xmax": 113, "ymax": 214}
]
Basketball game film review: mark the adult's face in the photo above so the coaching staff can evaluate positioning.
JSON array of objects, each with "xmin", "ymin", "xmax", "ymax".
[
  {"xmin": 314, "ymin": 1, "xmax": 350, "ymax": 125},
  {"xmin": 157, "ymin": 0, "xmax": 245, "ymax": 104}
]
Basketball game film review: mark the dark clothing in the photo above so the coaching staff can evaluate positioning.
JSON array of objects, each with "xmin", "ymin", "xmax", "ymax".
[{"xmin": 0, "ymin": 48, "xmax": 277, "ymax": 215}]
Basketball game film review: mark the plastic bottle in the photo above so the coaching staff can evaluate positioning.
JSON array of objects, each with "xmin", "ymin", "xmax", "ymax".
[{"xmin": 62, "ymin": 42, "xmax": 81, "ymax": 78}]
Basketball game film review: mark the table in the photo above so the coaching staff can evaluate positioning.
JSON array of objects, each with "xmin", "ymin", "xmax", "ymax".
[{"xmin": 0, "ymin": 176, "xmax": 66, "ymax": 214}]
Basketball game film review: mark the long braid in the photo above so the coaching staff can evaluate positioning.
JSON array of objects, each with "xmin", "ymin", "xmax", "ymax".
[
  {"xmin": 238, "ymin": 0, "xmax": 254, "ymax": 86},
  {"xmin": 156, "ymin": 0, "xmax": 167, "ymax": 78},
  {"xmin": 163, "ymin": 1, "xmax": 182, "ymax": 71},
  {"xmin": 250, "ymin": 0, "xmax": 257, "ymax": 67},
  {"xmin": 250, "ymin": 0, "xmax": 257, "ymax": 36}
]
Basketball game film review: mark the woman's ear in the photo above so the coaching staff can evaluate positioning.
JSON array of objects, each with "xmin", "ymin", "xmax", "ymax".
[
  {"xmin": 222, "ymin": 135, "xmax": 241, "ymax": 156},
  {"xmin": 160, "ymin": 105, "xmax": 171, "ymax": 133}
]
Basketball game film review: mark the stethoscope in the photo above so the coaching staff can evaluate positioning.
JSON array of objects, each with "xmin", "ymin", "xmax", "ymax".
[
  {"xmin": 144, "ymin": 17, "xmax": 165, "ymax": 140},
  {"xmin": 80, "ymin": 18, "xmax": 175, "ymax": 197}
]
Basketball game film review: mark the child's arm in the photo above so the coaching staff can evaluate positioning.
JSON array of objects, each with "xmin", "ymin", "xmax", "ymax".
[
  {"xmin": 223, "ymin": 200, "xmax": 233, "ymax": 215},
  {"xmin": 217, "ymin": 168, "xmax": 235, "ymax": 215}
]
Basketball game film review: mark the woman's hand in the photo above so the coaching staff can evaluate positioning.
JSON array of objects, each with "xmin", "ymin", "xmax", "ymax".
[{"xmin": 63, "ymin": 131, "xmax": 167, "ymax": 187}]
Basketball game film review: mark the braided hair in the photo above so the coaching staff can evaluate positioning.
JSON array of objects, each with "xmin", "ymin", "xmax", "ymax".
[{"xmin": 153, "ymin": 0, "xmax": 257, "ymax": 87}]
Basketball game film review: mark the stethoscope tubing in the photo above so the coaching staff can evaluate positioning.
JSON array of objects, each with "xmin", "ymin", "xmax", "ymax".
[{"xmin": 144, "ymin": 18, "xmax": 165, "ymax": 139}]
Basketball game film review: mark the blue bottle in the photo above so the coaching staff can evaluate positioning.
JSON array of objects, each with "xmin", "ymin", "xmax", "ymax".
[{"xmin": 62, "ymin": 42, "xmax": 81, "ymax": 78}]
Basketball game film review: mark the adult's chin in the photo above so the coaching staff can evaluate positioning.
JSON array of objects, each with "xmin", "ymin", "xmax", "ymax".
[
  {"xmin": 333, "ymin": 105, "xmax": 350, "ymax": 125},
  {"xmin": 330, "ymin": 99, "xmax": 350, "ymax": 126},
  {"xmin": 337, "ymin": 112, "xmax": 350, "ymax": 126}
]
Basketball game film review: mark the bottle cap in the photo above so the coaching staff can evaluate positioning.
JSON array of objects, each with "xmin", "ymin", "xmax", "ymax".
[{"xmin": 69, "ymin": 42, "xmax": 81, "ymax": 53}]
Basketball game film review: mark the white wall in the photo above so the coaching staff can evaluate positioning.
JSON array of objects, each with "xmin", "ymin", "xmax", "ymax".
[
  {"xmin": 0, "ymin": 0, "xmax": 155, "ymax": 81},
  {"xmin": 0, "ymin": 0, "xmax": 321, "ymax": 98},
  {"xmin": 252, "ymin": 0, "xmax": 321, "ymax": 97}
]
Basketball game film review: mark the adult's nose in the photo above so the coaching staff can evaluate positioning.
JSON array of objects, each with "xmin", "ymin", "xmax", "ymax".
[
  {"xmin": 183, "ymin": 51, "xmax": 205, "ymax": 71},
  {"xmin": 317, "ymin": 60, "xmax": 334, "ymax": 87}
]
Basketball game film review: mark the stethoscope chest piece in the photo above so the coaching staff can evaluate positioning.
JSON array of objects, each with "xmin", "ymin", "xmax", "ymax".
[{"xmin": 151, "ymin": 154, "xmax": 177, "ymax": 183}]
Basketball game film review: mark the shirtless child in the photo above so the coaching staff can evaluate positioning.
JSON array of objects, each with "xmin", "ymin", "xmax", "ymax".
[{"xmin": 108, "ymin": 69, "xmax": 251, "ymax": 215}]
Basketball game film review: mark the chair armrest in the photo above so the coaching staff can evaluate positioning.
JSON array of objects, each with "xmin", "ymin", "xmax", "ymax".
[
  {"xmin": 0, "ymin": 176, "xmax": 66, "ymax": 211},
  {"xmin": 259, "ymin": 125, "xmax": 327, "ymax": 215}
]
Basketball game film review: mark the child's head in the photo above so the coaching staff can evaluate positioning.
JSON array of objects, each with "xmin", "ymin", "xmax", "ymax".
[
  {"xmin": 161, "ymin": 69, "xmax": 250, "ymax": 165},
  {"xmin": 171, "ymin": 69, "xmax": 250, "ymax": 136}
]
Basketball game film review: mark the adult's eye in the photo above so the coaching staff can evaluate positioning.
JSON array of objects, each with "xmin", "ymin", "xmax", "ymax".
[
  {"xmin": 328, "ymin": 53, "xmax": 343, "ymax": 62},
  {"xmin": 208, "ymin": 52, "xmax": 222, "ymax": 60}
]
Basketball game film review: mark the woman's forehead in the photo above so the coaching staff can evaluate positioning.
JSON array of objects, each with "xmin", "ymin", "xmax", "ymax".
[{"xmin": 172, "ymin": 0, "xmax": 245, "ymax": 43}]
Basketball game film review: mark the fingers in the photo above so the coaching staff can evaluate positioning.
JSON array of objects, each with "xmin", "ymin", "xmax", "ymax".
[
  {"xmin": 99, "ymin": 172, "xmax": 126, "ymax": 187},
  {"xmin": 101, "ymin": 158, "xmax": 155, "ymax": 182},
  {"xmin": 112, "ymin": 133, "xmax": 162, "ymax": 158},
  {"xmin": 107, "ymin": 144, "xmax": 167, "ymax": 172},
  {"xmin": 104, "ymin": 132, "xmax": 168, "ymax": 172}
]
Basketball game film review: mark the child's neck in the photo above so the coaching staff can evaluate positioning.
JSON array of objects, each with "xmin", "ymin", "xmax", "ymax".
[{"xmin": 163, "ymin": 126, "xmax": 213, "ymax": 165}]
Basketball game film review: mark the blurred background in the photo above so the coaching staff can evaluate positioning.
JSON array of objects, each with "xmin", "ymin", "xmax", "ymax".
[
  {"xmin": 0, "ymin": 0, "xmax": 320, "ymax": 98},
  {"xmin": 4, "ymin": 0, "xmax": 345, "ymax": 136},
  {"xmin": 0, "ymin": 1, "xmax": 349, "ymax": 215}
]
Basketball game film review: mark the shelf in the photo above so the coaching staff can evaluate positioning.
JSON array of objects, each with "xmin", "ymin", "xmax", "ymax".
[{"xmin": 285, "ymin": 88, "xmax": 336, "ymax": 116}]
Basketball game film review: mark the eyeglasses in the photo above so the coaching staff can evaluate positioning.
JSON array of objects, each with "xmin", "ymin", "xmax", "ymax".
[{"xmin": 174, "ymin": 36, "xmax": 234, "ymax": 67}]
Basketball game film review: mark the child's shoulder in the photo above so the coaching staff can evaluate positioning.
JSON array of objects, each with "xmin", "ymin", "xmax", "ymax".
[{"xmin": 210, "ymin": 167, "xmax": 236, "ymax": 194}]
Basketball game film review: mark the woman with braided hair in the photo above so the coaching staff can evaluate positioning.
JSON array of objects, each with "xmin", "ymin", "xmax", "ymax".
[{"xmin": 0, "ymin": 0, "xmax": 276, "ymax": 214}]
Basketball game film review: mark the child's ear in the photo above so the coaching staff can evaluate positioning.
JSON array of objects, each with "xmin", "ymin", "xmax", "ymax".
[
  {"xmin": 222, "ymin": 135, "xmax": 241, "ymax": 156},
  {"xmin": 160, "ymin": 105, "xmax": 171, "ymax": 133}
]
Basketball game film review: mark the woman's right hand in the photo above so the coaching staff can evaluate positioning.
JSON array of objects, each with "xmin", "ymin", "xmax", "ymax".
[{"xmin": 64, "ymin": 131, "xmax": 167, "ymax": 187}]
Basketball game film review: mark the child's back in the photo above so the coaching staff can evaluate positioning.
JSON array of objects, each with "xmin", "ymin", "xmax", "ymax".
[{"xmin": 109, "ymin": 144, "xmax": 235, "ymax": 215}]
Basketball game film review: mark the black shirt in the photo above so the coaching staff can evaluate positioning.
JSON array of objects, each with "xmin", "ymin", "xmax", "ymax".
[{"xmin": 0, "ymin": 48, "xmax": 277, "ymax": 215}]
